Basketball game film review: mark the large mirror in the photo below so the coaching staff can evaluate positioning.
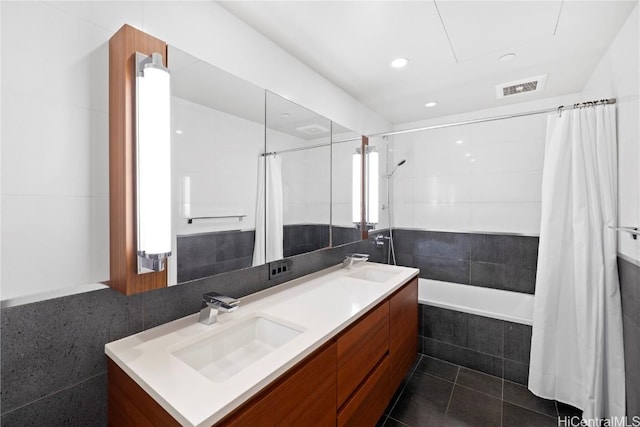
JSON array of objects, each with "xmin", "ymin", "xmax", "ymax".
[
  {"xmin": 264, "ymin": 92, "xmax": 332, "ymax": 261},
  {"xmin": 331, "ymin": 124, "xmax": 363, "ymax": 245},
  {"xmin": 169, "ymin": 47, "xmax": 265, "ymax": 284}
]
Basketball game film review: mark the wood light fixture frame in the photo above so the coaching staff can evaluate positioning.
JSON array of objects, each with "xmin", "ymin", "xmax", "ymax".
[
  {"xmin": 360, "ymin": 136, "xmax": 369, "ymax": 240},
  {"xmin": 109, "ymin": 24, "xmax": 168, "ymax": 295}
]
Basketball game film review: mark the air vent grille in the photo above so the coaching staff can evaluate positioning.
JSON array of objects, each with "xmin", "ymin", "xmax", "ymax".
[
  {"xmin": 503, "ymin": 81, "xmax": 538, "ymax": 96},
  {"xmin": 295, "ymin": 124, "xmax": 330, "ymax": 135},
  {"xmin": 496, "ymin": 74, "xmax": 547, "ymax": 99}
]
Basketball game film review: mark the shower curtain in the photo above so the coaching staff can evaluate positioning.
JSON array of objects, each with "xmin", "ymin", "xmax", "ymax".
[
  {"xmin": 529, "ymin": 104, "xmax": 625, "ymax": 421},
  {"xmin": 252, "ymin": 154, "xmax": 283, "ymax": 266}
]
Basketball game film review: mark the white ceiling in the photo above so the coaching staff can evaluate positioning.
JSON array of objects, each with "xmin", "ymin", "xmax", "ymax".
[{"xmin": 218, "ymin": 0, "xmax": 638, "ymax": 125}]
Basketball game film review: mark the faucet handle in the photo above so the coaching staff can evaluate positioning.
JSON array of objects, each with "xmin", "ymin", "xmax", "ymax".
[
  {"xmin": 345, "ymin": 253, "xmax": 369, "ymax": 261},
  {"xmin": 202, "ymin": 292, "xmax": 239, "ymax": 312}
]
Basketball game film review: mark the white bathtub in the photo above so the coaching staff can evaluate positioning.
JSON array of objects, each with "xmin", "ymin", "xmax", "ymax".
[{"xmin": 418, "ymin": 278, "xmax": 534, "ymax": 326}]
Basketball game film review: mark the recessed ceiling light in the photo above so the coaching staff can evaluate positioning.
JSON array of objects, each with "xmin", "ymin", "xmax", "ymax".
[
  {"xmin": 390, "ymin": 57, "xmax": 409, "ymax": 69},
  {"xmin": 456, "ymin": 140, "xmax": 463, "ymax": 144},
  {"xmin": 425, "ymin": 101, "xmax": 438, "ymax": 108},
  {"xmin": 175, "ymin": 130, "xmax": 183, "ymax": 134},
  {"xmin": 499, "ymin": 53, "xmax": 516, "ymax": 63},
  {"xmin": 465, "ymin": 152, "xmax": 471, "ymax": 157},
  {"xmin": 281, "ymin": 112, "xmax": 290, "ymax": 117}
]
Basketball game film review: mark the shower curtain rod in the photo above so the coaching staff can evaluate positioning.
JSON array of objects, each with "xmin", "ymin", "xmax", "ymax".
[
  {"xmin": 367, "ymin": 98, "xmax": 616, "ymax": 140},
  {"xmin": 260, "ymin": 98, "xmax": 616, "ymax": 155}
]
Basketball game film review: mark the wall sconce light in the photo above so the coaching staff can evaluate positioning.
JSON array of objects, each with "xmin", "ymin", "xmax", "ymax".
[
  {"xmin": 352, "ymin": 146, "xmax": 379, "ymax": 228},
  {"xmin": 135, "ymin": 52, "xmax": 172, "ymax": 273}
]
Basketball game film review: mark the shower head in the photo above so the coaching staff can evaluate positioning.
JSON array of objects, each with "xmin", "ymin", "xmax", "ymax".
[{"xmin": 388, "ymin": 159, "xmax": 406, "ymax": 178}]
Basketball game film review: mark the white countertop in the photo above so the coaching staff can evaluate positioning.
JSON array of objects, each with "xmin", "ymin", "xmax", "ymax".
[{"xmin": 105, "ymin": 262, "xmax": 419, "ymax": 427}]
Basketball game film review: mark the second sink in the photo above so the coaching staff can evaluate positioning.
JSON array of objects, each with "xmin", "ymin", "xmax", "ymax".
[
  {"xmin": 347, "ymin": 267, "xmax": 397, "ymax": 283},
  {"xmin": 172, "ymin": 315, "xmax": 303, "ymax": 383}
]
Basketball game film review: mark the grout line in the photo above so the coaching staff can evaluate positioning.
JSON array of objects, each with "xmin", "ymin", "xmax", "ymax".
[
  {"xmin": 0, "ymin": 371, "xmax": 105, "ymax": 417},
  {"xmin": 443, "ymin": 366, "xmax": 460, "ymax": 418},
  {"xmin": 387, "ymin": 416, "xmax": 411, "ymax": 427},
  {"xmin": 386, "ymin": 354, "xmax": 424, "ymax": 417}
]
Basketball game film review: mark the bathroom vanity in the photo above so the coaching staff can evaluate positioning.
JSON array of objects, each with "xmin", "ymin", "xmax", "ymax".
[{"xmin": 105, "ymin": 262, "xmax": 419, "ymax": 426}]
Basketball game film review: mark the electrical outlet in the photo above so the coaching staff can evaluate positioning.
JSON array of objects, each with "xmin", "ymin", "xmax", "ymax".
[{"xmin": 269, "ymin": 259, "xmax": 293, "ymax": 280}]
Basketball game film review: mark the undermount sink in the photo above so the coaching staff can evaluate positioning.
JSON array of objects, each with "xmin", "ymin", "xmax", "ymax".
[
  {"xmin": 171, "ymin": 316, "xmax": 303, "ymax": 382},
  {"xmin": 347, "ymin": 267, "xmax": 397, "ymax": 283}
]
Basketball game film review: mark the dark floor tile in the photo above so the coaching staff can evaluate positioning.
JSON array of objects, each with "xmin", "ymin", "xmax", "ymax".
[
  {"xmin": 443, "ymin": 385, "xmax": 502, "ymax": 427},
  {"xmin": 502, "ymin": 401, "xmax": 557, "ymax": 427},
  {"xmin": 618, "ymin": 256, "xmax": 640, "ymax": 327},
  {"xmin": 415, "ymin": 356, "xmax": 459, "ymax": 382},
  {"xmin": 384, "ymin": 417, "xmax": 410, "ymax": 427},
  {"xmin": 556, "ymin": 401, "xmax": 582, "ymax": 418},
  {"xmin": 456, "ymin": 367, "xmax": 502, "ymax": 398},
  {"xmin": 390, "ymin": 371, "xmax": 453, "ymax": 426},
  {"xmin": 503, "ymin": 380, "xmax": 557, "ymax": 417},
  {"xmin": 376, "ymin": 415, "xmax": 388, "ymax": 427}
]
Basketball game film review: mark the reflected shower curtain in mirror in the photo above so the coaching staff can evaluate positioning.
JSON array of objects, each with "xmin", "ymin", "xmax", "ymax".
[
  {"xmin": 252, "ymin": 154, "xmax": 283, "ymax": 266},
  {"xmin": 529, "ymin": 104, "xmax": 625, "ymax": 421}
]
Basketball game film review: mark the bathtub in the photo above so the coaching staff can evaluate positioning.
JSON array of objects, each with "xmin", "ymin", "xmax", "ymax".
[{"xmin": 418, "ymin": 278, "xmax": 534, "ymax": 326}]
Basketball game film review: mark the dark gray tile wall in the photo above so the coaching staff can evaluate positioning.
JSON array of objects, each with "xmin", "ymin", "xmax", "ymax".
[
  {"xmin": 283, "ymin": 224, "xmax": 330, "ymax": 257},
  {"xmin": 0, "ymin": 234, "xmax": 384, "ymax": 425},
  {"xmin": 177, "ymin": 229, "xmax": 255, "ymax": 282},
  {"xmin": 177, "ymin": 224, "xmax": 334, "ymax": 282},
  {"xmin": 618, "ymin": 256, "xmax": 640, "ymax": 417},
  {"xmin": 394, "ymin": 229, "xmax": 539, "ymax": 294},
  {"xmin": 331, "ymin": 225, "xmax": 361, "ymax": 246},
  {"xmin": 419, "ymin": 304, "xmax": 532, "ymax": 384}
]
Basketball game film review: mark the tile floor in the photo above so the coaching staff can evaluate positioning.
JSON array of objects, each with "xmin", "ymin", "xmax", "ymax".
[{"xmin": 378, "ymin": 355, "xmax": 582, "ymax": 427}]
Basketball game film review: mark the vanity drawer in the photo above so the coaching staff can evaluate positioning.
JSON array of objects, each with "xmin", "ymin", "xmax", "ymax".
[
  {"xmin": 337, "ymin": 301, "xmax": 389, "ymax": 407},
  {"xmin": 220, "ymin": 342, "xmax": 337, "ymax": 427},
  {"xmin": 337, "ymin": 355, "xmax": 390, "ymax": 427}
]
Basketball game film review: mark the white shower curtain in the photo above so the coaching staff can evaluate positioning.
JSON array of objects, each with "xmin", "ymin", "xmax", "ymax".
[
  {"xmin": 529, "ymin": 104, "xmax": 625, "ymax": 421},
  {"xmin": 252, "ymin": 154, "xmax": 283, "ymax": 266}
]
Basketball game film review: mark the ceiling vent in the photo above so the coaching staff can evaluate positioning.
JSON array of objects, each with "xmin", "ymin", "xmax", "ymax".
[
  {"xmin": 496, "ymin": 74, "xmax": 547, "ymax": 99},
  {"xmin": 295, "ymin": 124, "xmax": 330, "ymax": 135}
]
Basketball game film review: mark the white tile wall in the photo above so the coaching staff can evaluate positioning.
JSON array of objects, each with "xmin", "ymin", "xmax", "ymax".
[
  {"xmin": 1, "ymin": 1, "xmax": 389, "ymax": 301},
  {"xmin": 582, "ymin": 4, "xmax": 640, "ymax": 261},
  {"xmin": 1, "ymin": 2, "xmax": 112, "ymax": 301},
  {"xmin": 391, "ymin": 111, "xmax": 550, "ymax": 234}
]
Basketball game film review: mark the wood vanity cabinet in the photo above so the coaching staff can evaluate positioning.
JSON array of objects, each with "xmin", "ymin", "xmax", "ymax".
[
  {"xmin": 108, "ymin": 277, "xmax": 418, "ymax": 427},
  {"xmin": 389, "ymin": 277, "xmax": 419, "ymax": 393},
  {"xmin": 221, "ymin": 342, "xmax": 337, "ymax": 427}
]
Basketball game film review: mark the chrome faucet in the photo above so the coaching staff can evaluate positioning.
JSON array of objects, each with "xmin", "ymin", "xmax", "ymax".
[
  {"xmin": 198, "ymin": 292, "xmax": 240, "ymax": 325},
  {"xmin": 343, "ymin": 253, "xmax": 369, "ymax": 269}
]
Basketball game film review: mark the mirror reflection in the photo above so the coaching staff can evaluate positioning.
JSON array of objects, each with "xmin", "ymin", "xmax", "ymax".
[
  {"xmin": 331, "ymin": 124, "xmax": 363, "ymax": 245},
  {"xmin": 264, "ymin": 92, "xmax": 332, "ymax": 261},
  {"xmin": 169, "ymin": 46, "xmax": 265, "ymax": 285}
]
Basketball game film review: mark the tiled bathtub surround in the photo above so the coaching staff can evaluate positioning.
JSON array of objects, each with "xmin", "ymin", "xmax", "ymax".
[
  {"xmin": 619, "ymin": 256, "xmax": 640, "ymax": 417},
  {"xmin": 394, "ymin": 229, "xmax": 539, "ymax": 294},
  {"xmin": 420, "ymin": 305, "xmax": 532, "ymax": 385},
  {"xmin": 0, "ymin": 235, "xmax": 385, "ymax": 426}
]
